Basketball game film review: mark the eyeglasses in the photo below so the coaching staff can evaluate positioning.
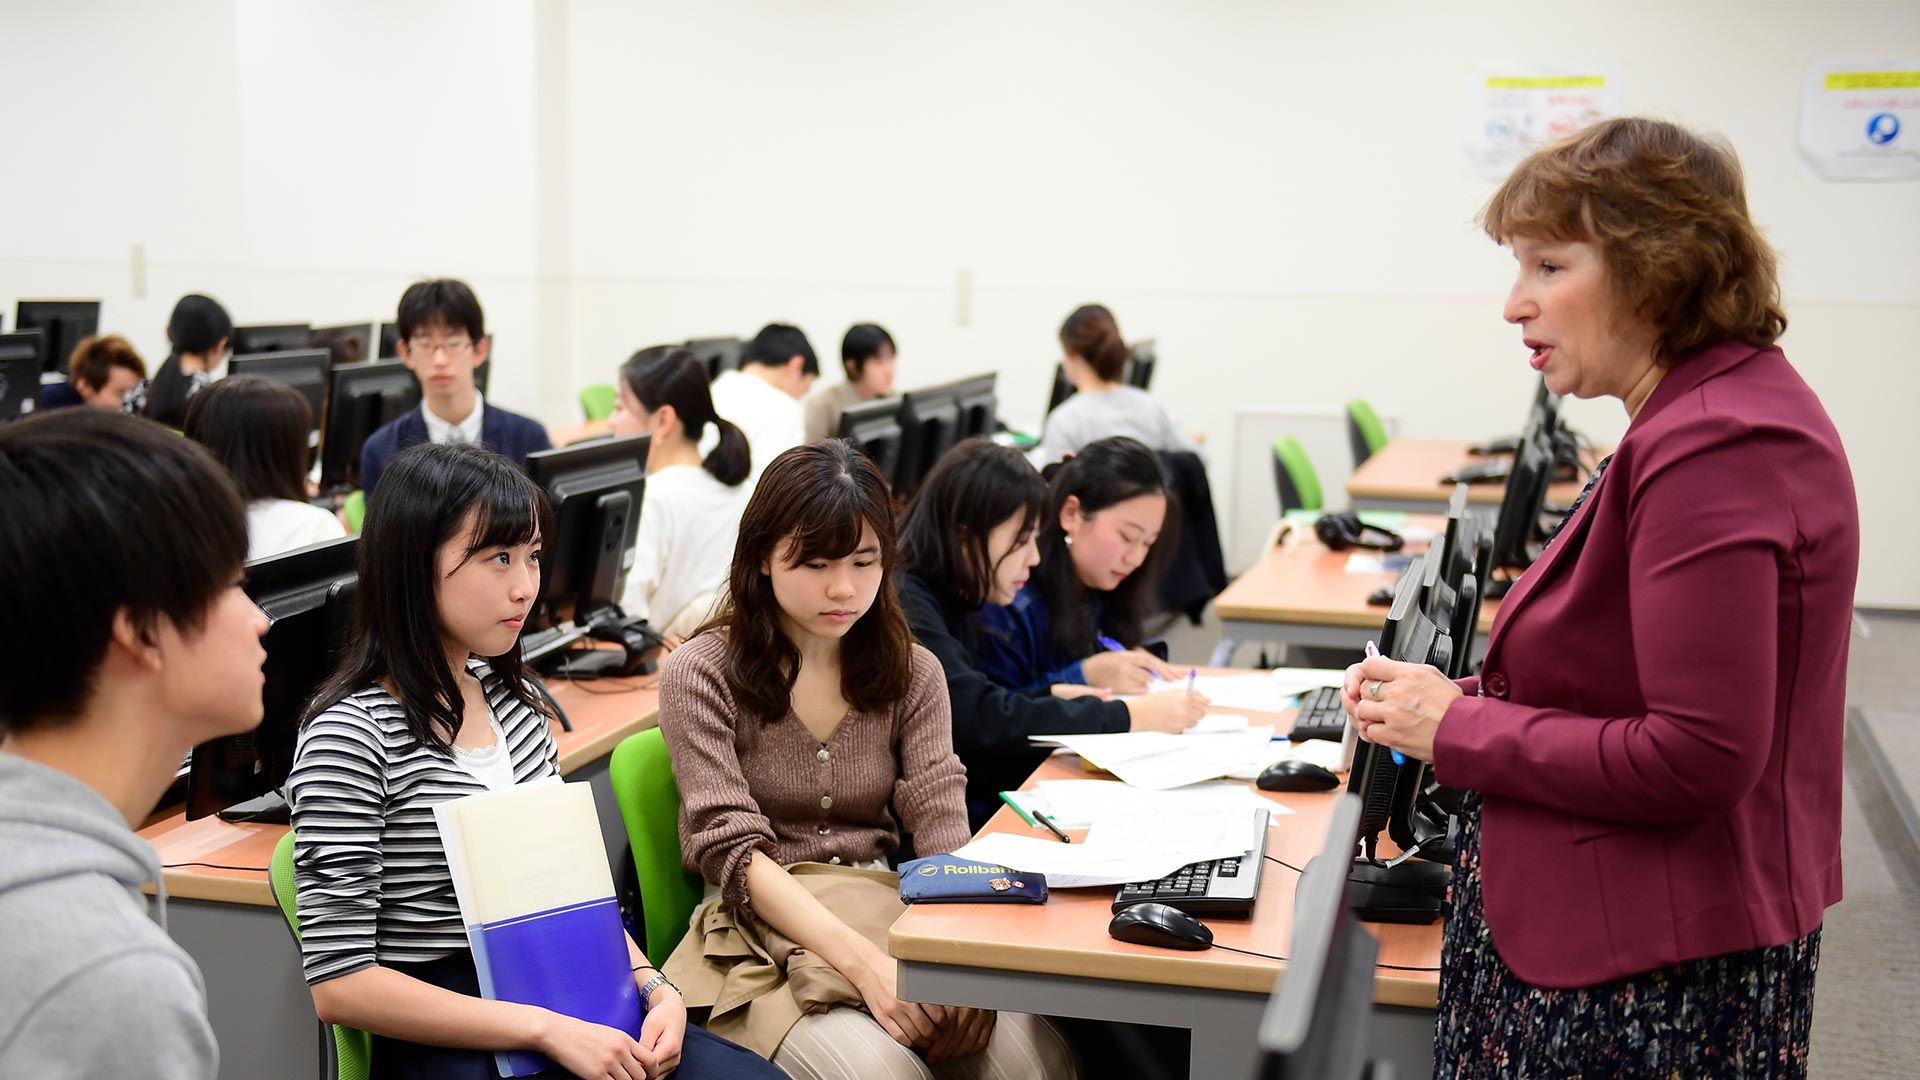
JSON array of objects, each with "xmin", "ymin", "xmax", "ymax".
[{"xmin": 407, "ymin": 338, "xmax": 475, "ymax": 358}]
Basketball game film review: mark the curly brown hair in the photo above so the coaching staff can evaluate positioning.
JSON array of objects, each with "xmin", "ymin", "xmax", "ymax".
[{"xmin": 1481, "ymin": 117, "xmax": 1786, "ymax": 366}]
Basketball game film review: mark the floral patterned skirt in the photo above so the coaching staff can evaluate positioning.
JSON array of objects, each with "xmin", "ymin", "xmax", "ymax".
[{"xmin": 1434, "ymin": 792, "xmax": 1820, "ymax": 1079}]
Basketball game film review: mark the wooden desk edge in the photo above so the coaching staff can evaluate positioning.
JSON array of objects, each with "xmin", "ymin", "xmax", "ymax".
[{"xmin": 150, "ymin": 704, "xmax": 662, "ymax": 909}]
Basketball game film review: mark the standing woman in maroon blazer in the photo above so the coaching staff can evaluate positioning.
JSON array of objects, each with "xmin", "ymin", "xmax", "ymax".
[{"xmin": 1347, "ymin": 117, "xmax": 1859, "ymax": 1078}]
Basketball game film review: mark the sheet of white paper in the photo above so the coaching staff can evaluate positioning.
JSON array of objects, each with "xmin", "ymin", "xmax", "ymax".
[
  {"xmin": 1031, "ymin": 778, "xmax": 1287, "ymax": 829},
  {"xmin": 1134, "ymin": 673, "xmax": 1296, "ymax": 714},
  {"xmin": 1267, "ymin": 668, "xmax": 1350, "ymax": 698},
  {"xmin": 954, "ymin": 805, "xmax": 1268, "ymax": 888},
  {"xmin": 1223, "ymin": 737, "xmax": 1352, "ymax": 781},
  {"xmin": 1345, "ymin": 553, "xmax": 1387, "ymax": 574},
  {"xmin": 1190, "ymin": 713, "xmax": 1249, "ymax": 733}
]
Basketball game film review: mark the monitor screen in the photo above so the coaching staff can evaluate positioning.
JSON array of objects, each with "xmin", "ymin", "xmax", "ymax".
[
  {"xmin": 321, "ymin": 359, "xmax": 422, "ymax": 490},
  {"xmin": 376, "ymin": 322, "xmax": 401, "ymax": 358},
  {"xmin": 952, "ymin": 373, "xmax": 997, "ymax": 441},
  {"xmin": 186, "ymin": 535, "xmax": 358, "ymax": 821},
  {"xmin": 1126, "ymin": 339, "xmax": 1157, "ymax": 390},
  {"xmin": 685, "ymin": 337, "xmax": 743, "ymax": 382},
  {"xmin": 15, "ymin": 300, "xmax": 100, "ymax": 376},
  {"xmin": 1488, "ymin": 427, "xmax": 1554, "ymax": 573},
  {"xmin": 232, "ymin": 324, "xmax": 313, "ymax": 356},
  {"xmin": 837, "ymin": 396, "xmax": 905, "ymax": 480},
  {"xmin": 230, "ymin": 348, "xmax": 330, "ymax": 444},
  {"xmin": 1045, "ymin": 363, "xmax": 1076, "ymax": 415},
  {"xmin": 1256, "ymin": 795, "xmax": 1377, "ymax": 1080},
  {"xmin": 0, "ymin": 331, "xmax": 46, "ymax": 422},
  {"xmin": 897, "ymin": 374, "xmax": 995, "ymax": 494},
  {"xmin": 526, "ymin": 434, "xmax": 649, "ymax": 630}
]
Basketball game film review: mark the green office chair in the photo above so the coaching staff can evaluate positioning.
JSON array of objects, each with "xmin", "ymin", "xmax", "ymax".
[
  {"xmin": 609, "ymin": 728, "xmax": 705, "ymax": 966},
  {"xmin": 580, "ymin": 384, "xmax": 618, "ymax": 422},
  {"xmin": 269, "ymin": 831, "xmax": 373, "ymax": 1080},
  {"xmin": 1272, "ymin": 437, "xmax": 1324, "ymax": 515},
  {"xmin": 342, "ymin": 490, "xmax": 366, "ymax": 534},
  {"xmin": 1345, "ymin": 399, "xmax": 1389, "ymax": 468}
]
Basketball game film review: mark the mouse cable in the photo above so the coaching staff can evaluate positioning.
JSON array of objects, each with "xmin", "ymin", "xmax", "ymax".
[
  {"xmin": 1264, "ymin": 855, "xmax": 1305, "ymax": 874},
  {"xmin": 1257, "ymin": 856, "xmax": 1445, "ymax": 973},
  {"xmin": 1210, "ymin": 942, "xmax": 1288, "ymax": 962},
  {"xmin": 162, "ymin": 861, "xmax": 269, "ymax": 872}
]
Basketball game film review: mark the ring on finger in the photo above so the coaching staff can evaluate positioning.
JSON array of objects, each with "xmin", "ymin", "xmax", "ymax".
[{"xmin": 1368, "ymin": 679, "xmax": 1383, "ymax": 701}]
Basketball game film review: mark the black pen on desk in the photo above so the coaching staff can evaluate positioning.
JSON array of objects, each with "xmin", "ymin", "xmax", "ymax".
[{"xmin": 1035, "ymin": 811, "xmax": 1072, "ymax": 844}]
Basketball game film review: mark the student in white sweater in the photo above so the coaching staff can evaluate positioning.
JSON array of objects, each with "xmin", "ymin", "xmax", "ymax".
[
  {"xmin": 612, "ymin": 347, "xmax": 754, "ymax": 639},
  {"xmin": 183, "ymin": 376, "xmax": 346, "ymax": 560},
  {"xmin": 1028, "ymin": 304, "xmax": 1204, "ymax": 470},
  {"xmin": 708, "ymin": 323, "xmax": 816, "ymax": 485}
]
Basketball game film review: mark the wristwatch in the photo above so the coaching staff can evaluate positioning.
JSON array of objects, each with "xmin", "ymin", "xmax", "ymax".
[{"xmin": 636, "ymin": 971, "xmax": 679, "ymax": 1011}]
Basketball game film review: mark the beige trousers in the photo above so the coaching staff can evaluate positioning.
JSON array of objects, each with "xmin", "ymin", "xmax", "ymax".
[{"xmin": 769, "ymin": 1006, "xmax": 1080, "ymax": 1080}]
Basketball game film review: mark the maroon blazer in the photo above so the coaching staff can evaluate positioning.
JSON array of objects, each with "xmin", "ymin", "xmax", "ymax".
[{"xmin": 1432, "ymin": 341, "xmax": 1857, "ymax": 989}]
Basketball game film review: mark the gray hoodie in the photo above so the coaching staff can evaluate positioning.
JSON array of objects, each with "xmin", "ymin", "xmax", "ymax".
[{"xmin": 0, "ymin": 753, "xmax": 219, "ymax": 1077}]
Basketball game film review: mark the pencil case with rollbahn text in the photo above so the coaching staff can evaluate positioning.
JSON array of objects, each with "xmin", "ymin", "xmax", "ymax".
[{"xmin": 897, "ymin": 854, "xmax": 1048, "ymax": 904}]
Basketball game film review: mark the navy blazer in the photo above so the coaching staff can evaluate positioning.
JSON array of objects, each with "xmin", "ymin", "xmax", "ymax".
[
  {"xmin": 1433, "ymin": 341, "xmax": 1857, "ymax": 988},
  {"xmin": 358, "ymin": 403, "xmax": 552, "ymax": 500}
]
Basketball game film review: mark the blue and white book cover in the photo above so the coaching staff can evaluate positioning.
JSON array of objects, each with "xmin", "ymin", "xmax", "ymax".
[{"xmin": 436, "ymin": 779, "xmax": 642, "ymax": 1076}]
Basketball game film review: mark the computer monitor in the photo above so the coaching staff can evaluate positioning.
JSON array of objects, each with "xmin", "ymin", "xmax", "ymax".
[
  {"xmin": 185, "ymin": 535, "xmax": 358, "ymax": 822},
  {"xmin": 1257, "ymin": 795, "xmax": 1388, "ymax": 1080},
  {"xmin": 473, "ymin": 335, "xmax": 492, "ymax": 397},
  {"xmin": 1045, "ymin": 363, "xmax": 1076, "ymax": 415},
  {"xmin": 895, "ymin": 383, "xmax": 961, "ymax": 494},
  {"xmin": 310, "ymin": 322, "xmax": 374, "ymax": 365},
  {"xmin": 837, "ymin": 397, "xmax": 905, "ymax": 480},
  {"xmin": 320, "ymin": 359, "xmax": 421, "ymax": 490},
  {"xmin": 1486, "ymin": 424, "xmax": 1555, "ymax": 588},
  {"xmin": 0, "ymin": 331, "xmax": 45, "ymax": 422},
  {"xmin": 1342, "ymin": 576, "xmax": 1452, "ymax": 923},
  {"xmin": 230, "ymin": 348, "xmax": 330, "ymax": 443},
  {"xmin": 953, "ymin": 373, "xmax": 997, "ymax": 441},
  {"xmin": 376, "ymin": 322, "xmax": 402, "ymax": 358},
  {"xmin": 1127, "ymin": 339, "xmax": 1157, "ymax": 390},
  {"xmin": 686, "ymin": 337, "xmax": 744, "ymax": 381},
  {"xmin": 15, "ymin": 300, "xmax": 99, "ymax": 376},
  {"xmin": 232, "ymin": 323, "xmax": 313, "ymax": 356},
  {"xmin": 526, "ymin": 434, "xmax": 649, "ymax": 632}
]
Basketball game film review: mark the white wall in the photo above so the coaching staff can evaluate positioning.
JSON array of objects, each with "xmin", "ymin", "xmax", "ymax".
[{"xmin": 4, "ymin": 0, "xmax": 1916, "ymax": 606}]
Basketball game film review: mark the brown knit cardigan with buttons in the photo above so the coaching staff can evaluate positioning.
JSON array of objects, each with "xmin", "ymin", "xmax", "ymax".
[{"xmin": 659, "ymin": 629, "xmax": 972, "ymax": 910}]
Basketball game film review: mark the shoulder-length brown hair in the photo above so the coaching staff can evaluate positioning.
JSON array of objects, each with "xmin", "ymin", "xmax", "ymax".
[
  {"xmin": 1480, "ymin": 116, "xmax": 1786, "ymax": 366},
  {"xmin": 701, "ymin": 440, "xmax": 913, "ymax": 721}
]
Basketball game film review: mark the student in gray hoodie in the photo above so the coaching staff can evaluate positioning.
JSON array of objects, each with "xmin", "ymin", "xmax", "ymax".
[{"xmin": 0, "ymin": 409, "xmax": 268, "ymax": 1077}]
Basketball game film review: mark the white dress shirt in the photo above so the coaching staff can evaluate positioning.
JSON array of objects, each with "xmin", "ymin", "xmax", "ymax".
[
  {"xmin": 709, "ymin": 370, "xmax": 804, "ymax": 485},
  {"xmin": 619, "ymin": 464, "xmax": 749, "ymax": 628},
  {"xmin": 422, "ymin": 396, "xmax": 486, "ymax": 446}
]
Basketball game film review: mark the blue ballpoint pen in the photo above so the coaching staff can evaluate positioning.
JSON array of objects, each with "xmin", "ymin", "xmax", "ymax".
[{"xmin": 1364, "ymin": 640, "xmax": 1406, "ymax": 766}]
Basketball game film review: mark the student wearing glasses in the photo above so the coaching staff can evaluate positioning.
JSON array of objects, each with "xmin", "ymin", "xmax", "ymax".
[{"xmin": 358, "ymin": 279, "xmax": 552, "ymax": 502}]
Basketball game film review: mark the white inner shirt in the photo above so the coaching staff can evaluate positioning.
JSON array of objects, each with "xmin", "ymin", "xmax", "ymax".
[
  {"xmin": 450, "ymin": 704, "xmax": 518, "ymax": 792},
  {"xmin": 423, "ymin": 395, "xmax": 486, "ymax": 446}
]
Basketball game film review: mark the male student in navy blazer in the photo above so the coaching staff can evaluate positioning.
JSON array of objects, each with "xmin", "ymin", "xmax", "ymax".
[{"xmin": 359, "ymin": 279, "xmax": 551, "ymax": 501}]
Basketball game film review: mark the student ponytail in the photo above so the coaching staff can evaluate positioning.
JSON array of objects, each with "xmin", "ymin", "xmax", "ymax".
[
  {"xmin": 1059, "ymin": 304, "xmax": 1129, "ymax": 383},
  {"xmin": 619, "ymin": 346, "xmax": 752, "ymax": 487}
]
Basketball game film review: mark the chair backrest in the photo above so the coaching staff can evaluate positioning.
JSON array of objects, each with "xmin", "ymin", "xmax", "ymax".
[
  {"xmin": 1345, "ymin": 399, "xmax": 1388, "ymax": 467},
  {"xmin": 580, "ymin": 383, "xmax": 618, "ymax": 422},
  {"xmin": 342, "ymin": 490, "xmax": 366, "ymax": 534},
  {"xmin": 269, "ymin": 831, "xmax": 373, "ymax": 1080},
  {"xmin": 1272, "ymin": 437, "xmax": 1324, "ymax": 514},
  {"xmin": 609, "ymin": 728, "xmax": 706, "ymax": 965}
]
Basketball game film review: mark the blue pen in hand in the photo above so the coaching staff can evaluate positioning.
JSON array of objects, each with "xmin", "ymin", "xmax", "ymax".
[
  {"xmin": 1096, "ymin": 635, "xmax": 1126, "ymax": 653},
  {"xmin": 1363, "ymin": 640, "xmax": 1406, "ymax": 766}
]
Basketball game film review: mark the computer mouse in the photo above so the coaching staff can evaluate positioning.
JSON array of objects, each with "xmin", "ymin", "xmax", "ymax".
[
  {"xmin": 1257, "ymin": 759, "xmax": 1341, "ymax": 793},
  {"xmin": 1107, "ymin": 902, "xmax": 1214, "ymax": 951}
]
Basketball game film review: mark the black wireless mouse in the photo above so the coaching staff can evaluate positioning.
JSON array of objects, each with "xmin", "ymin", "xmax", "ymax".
[
  {"xmin": 1107, "ymin": 902, "xmax": 1214, "ymax": 950},
  {"xmin": 1257, "ymin": 759, "xmax": 1341, "ymax": 792}
]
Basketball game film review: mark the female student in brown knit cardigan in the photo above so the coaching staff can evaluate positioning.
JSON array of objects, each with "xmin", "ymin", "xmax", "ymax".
[{"xmin": 657, "ymin": 440, "xmax": 1079, "ymax": 1080}]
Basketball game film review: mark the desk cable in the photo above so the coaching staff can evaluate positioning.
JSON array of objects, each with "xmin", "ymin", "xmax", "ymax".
[
  {"xmin": 162, "ymin": 860, "xmax": 269, "ymax": 872},
  {"xmin": 1262, "ymin": 854, "xmax": 1443, "ymax": 973}
]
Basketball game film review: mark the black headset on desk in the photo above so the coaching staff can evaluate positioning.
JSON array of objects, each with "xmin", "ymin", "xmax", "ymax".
[{"xmin": 1314, "ymin": 512, "xmax": 1406, "ymax": 553}]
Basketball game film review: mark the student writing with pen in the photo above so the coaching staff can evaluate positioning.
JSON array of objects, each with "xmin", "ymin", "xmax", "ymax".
[
  {"xmin": 977, "ymin": 437, "xmax": 1202, "ymax": 700},
  {"xmin": 897, "ymin": 439, "xmax": 1208, "ymax": 832}
]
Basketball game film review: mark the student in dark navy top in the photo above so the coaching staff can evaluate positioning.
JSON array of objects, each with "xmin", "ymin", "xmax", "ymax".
[
  {"xmin": 897, "ymin": 439, "xmax": 1206, "ymax": 829},
  {"xmin": 39, "ymin": 335, "xmax": 147, "ymax": 412},
  {"xmin": 289, "ymin": 442, "xmax": 774, "ymax": 1080},
  {"xmin": 977, "ymin": 436, "xmax": 1189, "ymax": 697},
  {"xmin": 358, "ymin": 279, "xmax": 550, "ymax": 502}
]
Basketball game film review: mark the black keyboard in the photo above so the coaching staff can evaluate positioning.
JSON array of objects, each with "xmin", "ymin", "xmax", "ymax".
[
  {"xmin": 1287, "ymin": 685, "xmax": 1349, "ymax": 742},
  {"xmin": 1112, "ymin": 810, "xmax": 1270, "ymax": 916},
  {"xmin": 1441, "ymin": 460, "xmax": 1510, "ymax": 485}
]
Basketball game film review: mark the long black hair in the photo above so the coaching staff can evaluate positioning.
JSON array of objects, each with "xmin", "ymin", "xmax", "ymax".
[
  {"xmin": 898, "ymin": 438, "xmax": 1045, "ymax": 609},
  {"xmin": 144, "ymin": 294, "xmax": 232, "ymax": 429},
  {"xmin": 1033, "ymin": 436, "xmax": 1178, "ymax": 660},
  {"xmin": 619, "ymin": 346, "xmax": 750, "ymax": 486},
  {"xmin": 183, "ymin": 375, "xmax": 311, "ymax": 503},
  {"xmin": 304, "ymin": 442, "xmax": 554, "ymax": 754}
]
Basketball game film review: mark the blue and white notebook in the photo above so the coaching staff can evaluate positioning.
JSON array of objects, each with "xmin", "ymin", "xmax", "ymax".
[{"xmin": 435, "ymin": 780, "xmax": 642, "ymax": 1077}]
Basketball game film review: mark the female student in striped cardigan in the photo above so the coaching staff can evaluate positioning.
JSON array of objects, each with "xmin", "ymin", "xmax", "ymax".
[{"xmin": 286, "ymin": 442, "xmax": 778, "ymax": 1080}]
